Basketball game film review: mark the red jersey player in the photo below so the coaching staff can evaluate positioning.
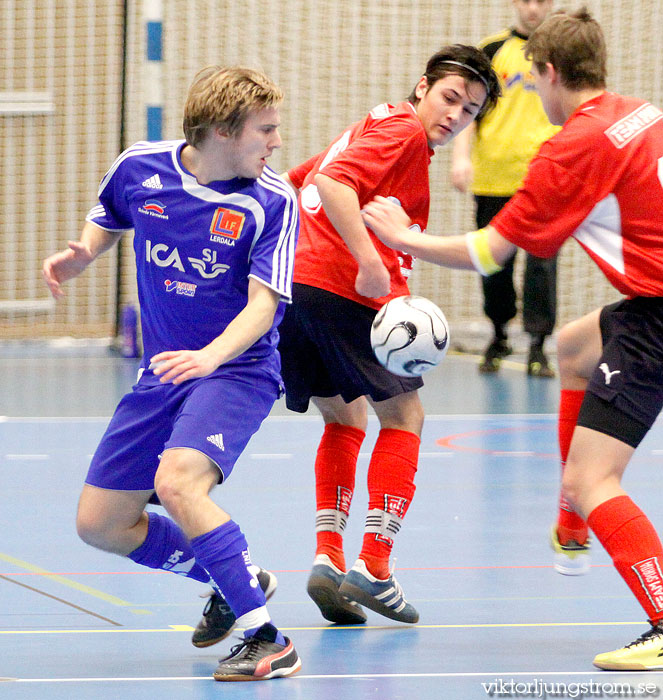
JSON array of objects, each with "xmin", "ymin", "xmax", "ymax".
[
  {"xmin": 363, "ymin": 9, "xmax": 663, "ymax": 670},
  {"xmin": 279, "ymin": 45, "xmax": 500, "ymax": 626}
]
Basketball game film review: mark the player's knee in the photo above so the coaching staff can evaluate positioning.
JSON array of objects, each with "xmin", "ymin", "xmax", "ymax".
[
  {"xmin": 409, "ymin": 400, "xmax": 425, "ymax": 433},
  {"xmin": 153, "ymin": 477, "xmax": 183, "ymax": 517},
  {"xmin": 560, "ymin": 468, "xmax": 583, "ymax": 511},
  {"xmin": 314, "ymin": 396, "xmax": 368, "ymax": 431},
  {"xmin": 560, "ymin": 458, "xmax": 601, "ymax": 515},
  {"xmin": 154, "ymin": 457, "xmax": 192, "ymax": 517},
  {"xmin": 377, "ymin": 393, "xmax": 424, "ymax": 435},
  {"xmin": 396, "ymin": 409, "xmax": 424, "ymax": 436},
  {"xmin": 76, "ymin": 508, "xmax": 113, "ymax": 550},
  {"xmin": 556, "ymin": 320, "xmax": 597, "ymax": 384},
  {"xmin": 556, "ymin": 324, "xmax": 577, "ymax": 368}
]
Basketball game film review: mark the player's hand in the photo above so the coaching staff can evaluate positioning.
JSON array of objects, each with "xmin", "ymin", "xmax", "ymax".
[
  {"xmin": 362, "ymin": 196, "xmax": 412, "ymax": 251},
  {"xmin": 450, "ymin": 156, "xmax": 473, "ymax": 193},
  {"xmin": 42, "ymin": 241, "xmax": 95, "ymax": 299},
  {"xmin": 354, "ymin": 258, "xmax": 391, "ymax": 299},
  {"xmin": 149, "ymin": 348, "xmax": 220, "ymax": 385}
]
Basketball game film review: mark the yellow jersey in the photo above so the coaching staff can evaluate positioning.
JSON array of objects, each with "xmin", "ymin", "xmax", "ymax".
[{"xmin": 471, "ymin": 28, "xmax": 560, "ymax": 196}]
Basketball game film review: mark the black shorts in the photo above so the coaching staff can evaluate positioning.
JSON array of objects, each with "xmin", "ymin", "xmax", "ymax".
[
  {"xmin": 578, "ymin": 297, "xmax": 663, "ymax": 446},
  {"xmin": 278, "ymin": 283, "xmax": 423, "ymax": 413}
]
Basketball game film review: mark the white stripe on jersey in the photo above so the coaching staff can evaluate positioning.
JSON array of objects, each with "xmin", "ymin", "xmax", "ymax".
[
  {"xmin": 97, "ymin": 140, "xmax": 181, "ymax": 196},
  {"xmin": 257, "ymin": 169, "xmax": 298, "ymax": 299},
  {"xmin": 85, "ymin": 204, "xmax": 132, "ymax": 233},
  {"xmin": 369, "ymin": 103, "xmax": 391, "ymax": 119},
  {"xmin": 88, "ymin": 204, "xmax": 106, "ymax": 218},
  {"xmin": 85, "ymin": 206, "xmax": 132, "ymax": 236},
  {"xmin": 573, "ymin": 193, "xmax": 625, "ymax": 274}
]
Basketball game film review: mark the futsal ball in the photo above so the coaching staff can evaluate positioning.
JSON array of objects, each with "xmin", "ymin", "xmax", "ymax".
[{"xmin": 370, "ymin": 295, "xmax": 450, "ymax": 377}]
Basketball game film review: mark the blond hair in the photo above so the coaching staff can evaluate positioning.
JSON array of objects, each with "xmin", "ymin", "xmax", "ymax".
[{"xmin": 183, "ymin": 66, "xmax": 283, "ymax": 147}]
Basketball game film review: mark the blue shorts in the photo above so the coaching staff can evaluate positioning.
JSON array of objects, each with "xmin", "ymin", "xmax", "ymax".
[{"xmin": 86, "ymin": 365, "xmax": 281, "ymax": 492}]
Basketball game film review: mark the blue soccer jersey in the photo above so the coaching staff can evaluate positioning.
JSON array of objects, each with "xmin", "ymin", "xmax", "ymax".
[{"xmin": 86, "ymin": 140, "xmax": 298, "ymax": 383}]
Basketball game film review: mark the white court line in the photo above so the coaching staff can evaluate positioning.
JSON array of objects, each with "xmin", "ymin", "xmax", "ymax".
[
  {"xmin": 0, "ymin": 414, "xmax": 557, "ymax": 422},
  {"xmin": 5, "ymin": 454, "xmax": 49, "ymax": 460},
  {"xmin": 0, "ymin": 417, "xmax": 111, "ymax": 422},
  {"xmin": 249, "ymin": 453, "xmax": 293, "ymax": 459},
  {"xmin": 7, "ymin": 670, "xmax": 663, "ymax": 682}
]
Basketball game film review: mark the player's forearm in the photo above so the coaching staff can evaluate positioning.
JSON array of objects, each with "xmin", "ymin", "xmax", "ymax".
[
  {"xmin": 43, "ymin": 221, "xmax": 124, "ymax": 298},
  {"xmin": 362, "ymin": 198, "xmax": 516, "ymax": 275},
  {"xmin": 314, "ymin": 173, "xmax": 382, "ymax": 267},
  {"xmin": 80, "ymin": 221, "xmax": 124, "ymax": 261},
  {"xmin": 205, "ymin": 280, "xmax": 280, "ymax": 367},
  {"xmin": 399, "ymin": 225, "xmax": 516, "ymax": 273},
  {"xmin": 396, "ymin": 229, "xmax": 478, "ymax": 270}
]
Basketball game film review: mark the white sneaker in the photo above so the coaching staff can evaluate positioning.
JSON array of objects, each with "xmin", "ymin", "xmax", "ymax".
[{"xmin": 550, "ymin": 525, "xmax": 591, "ymax": 575}]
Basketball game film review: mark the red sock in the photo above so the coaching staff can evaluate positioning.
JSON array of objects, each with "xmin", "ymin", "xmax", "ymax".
[
  {"xmin": 359, "ymin": 429, "xmax": 419, "ymax": 579},
  {"xmin": 314, "ymin": 423, "xmax": 365, "ymax": 572},
  {"xmin": 588, "ymin": 495, "xmax": 663, "ymax": 625},
  {"xmin": 556, "ymin": 389, "xmax": 588, "ymax": 544}
]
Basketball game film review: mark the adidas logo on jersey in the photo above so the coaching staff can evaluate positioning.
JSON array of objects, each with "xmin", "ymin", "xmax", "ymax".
[
  {"xmin": 141, "ymin": 174, "xmax": 163, "ymax": 189},
  {"xmin": 206, "ymin": 433, "xmax": 225, "ymax": 451}
]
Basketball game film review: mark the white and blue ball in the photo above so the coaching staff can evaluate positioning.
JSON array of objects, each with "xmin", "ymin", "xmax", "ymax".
[{"xmin": 370, "ymin": 295, "xmax": 450, "ymax": 377}]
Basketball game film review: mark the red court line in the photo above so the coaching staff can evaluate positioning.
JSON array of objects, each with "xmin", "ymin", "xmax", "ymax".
[{"xmin": 437, "ymin": 425, "xmax": 557, "ymax": 457}]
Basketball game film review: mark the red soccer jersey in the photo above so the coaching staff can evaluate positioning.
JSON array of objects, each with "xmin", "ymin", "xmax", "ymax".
[
  {"xmin": 288, "ymin": 101, "xmax": 433, "ymax": 309},
  {"xmin": 493, "ymin": 92, "xmax": 663, "ymax": 297}
]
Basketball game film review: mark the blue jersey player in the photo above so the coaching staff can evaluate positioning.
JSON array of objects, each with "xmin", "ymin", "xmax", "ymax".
[{"xmin": 42, "ymin": 66, "xmax": 300, "ymax": 681}]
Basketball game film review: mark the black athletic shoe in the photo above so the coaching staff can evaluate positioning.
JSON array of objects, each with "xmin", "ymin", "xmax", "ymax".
[
  {"xmin": 213, "ymin": 623, "xmax": 301, "ymax": 681},
  {"xmin": 527, "ymin": 346, "xmax": 555, "ymax": 378},
  {"xmin": 306, "ymin": 554, "xmax": 367, "ymax": 624},
  {"xmin": 192, "ymin": 568, "xmax": 277, "ymax": 648},
  {"xmin": 339, "ymin": 558, "xmax": 419, "ymax": 624},
  {"xmin": 479, "ymin": 338, "xmax": 512, "ymax": 373}
]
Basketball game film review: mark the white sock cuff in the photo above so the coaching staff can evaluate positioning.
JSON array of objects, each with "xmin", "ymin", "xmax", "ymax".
[
  {"xmin": 236, "ymin": 605, "xmax": 270, "ymax": 631},
  {"xmin": 364, "ymin": 508, "xmax": 403, "ymax": 539},
  {"xmin": 315, "ymin": 508, "xmax": 348, "ymax": 533}
]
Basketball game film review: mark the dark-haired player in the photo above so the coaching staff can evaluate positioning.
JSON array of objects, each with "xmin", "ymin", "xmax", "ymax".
[{"xmin": 279, "ymin": 45, "xmax": 500, "ymax": 626}]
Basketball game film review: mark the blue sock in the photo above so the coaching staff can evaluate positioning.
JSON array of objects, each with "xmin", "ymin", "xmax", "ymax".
[
  {"xmin": 128, "ymin": 511, "xmax": 210, "ymax": 583},
  {"xmin": 243, "ymin": 621, "xmax": 286, "ymax": 646},
  {"xmin": 190, "ymin": 520, "xmax": 270, "ymax": 622}
]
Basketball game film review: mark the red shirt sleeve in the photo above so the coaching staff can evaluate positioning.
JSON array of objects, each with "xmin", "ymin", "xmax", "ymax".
[
  {"xmin": 320, "ymin": 118, "xmax": 426, "ymax": 206},
  {"xmin": 492, "ymin": 130, "xmax": 615, "ymax": 258},
  {"xmin": 288, "ymin": 150, "xmax": 324, "ymax": 189}
]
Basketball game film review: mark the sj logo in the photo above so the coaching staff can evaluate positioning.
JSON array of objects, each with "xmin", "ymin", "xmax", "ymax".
[
  {"xmin": 210, "ymin": 207, "xmax": 245, "ymax": 240},
  {"xmin": 188, "ymin": 248, "xmax": 230, "ymax": 279}
]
